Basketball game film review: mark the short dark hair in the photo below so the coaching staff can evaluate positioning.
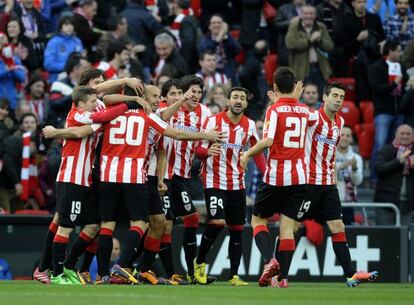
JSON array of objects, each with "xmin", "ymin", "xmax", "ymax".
[
  {"xmin": 79, "ymin": 68, "xmax": 106, "ymax": 86},
  {"xmin": 199, "ymin": 50, "xmax": 216, "ymax": 61},
  {"xmin": 273, "ymin": 67, "xmax": 296, "ymax": 94},
  {"xmin": 58, "ymin": 16, "xmax": 74, "ymax": 31},
  {"xmin": 181, "ymin": 75, "xmax": 204, "ymax": 92},
  {"xmin": 20, "ymin": 112, "xmax": 38, "ymax": 124},
  {"xmin": 72, "ymin": 86, "xmax": 97, "ymax": 106},
  {"xmin": 209, "ymin": 14, "xmax": 224, "ymax": 24},
  {"xmin": 228, "ymin": 87, "xmax": 249, "ymax": 99},
  {"xmin": 383, "ymin": 40, "xmax": 400, "ymax": 56},
  {"xmin": 106, "ymin": 41, "xmax": 128, "ymax": 61},
  {"xmin": 0, "ymin": 98, "xmax": 10, "ymax": 109},
  {"xmin": 107, "ymin": 15, "xmax": 125, "ymax": 32},
  {"xmin": 177, "ymin": 0, "xmax": 191, "ymax": 9},
  {"xmin": 323, "ymin": 82, "xmax": 346, "ymax": 96},
  {"xmin": 161, "ymin": 79, "xmax": 182, "ymax": 97},
  {"xmin": 64, "ymin": 52, "xmax": 86, "ymax": 74},
  {"xmin": 123, "ymin": 85, "xmax": 144, "ymax": 98},
  {"xmin": 79, "ymin": 0, "xmax": 96, "ymax": 7},
  {"xmin": 26, "ymin": 72, "xmax": 46, "ymax": 94}
]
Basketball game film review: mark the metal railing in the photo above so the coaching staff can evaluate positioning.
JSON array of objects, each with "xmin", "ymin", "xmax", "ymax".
[{"xmin": 193, "ymin": 200, "xmax": 401, "ymax": 226}]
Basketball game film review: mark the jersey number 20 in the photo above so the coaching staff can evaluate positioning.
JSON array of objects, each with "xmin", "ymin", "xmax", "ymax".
[
  {"xmin": 283, "ymin": 117, "xmax": 306, "ymax": 148},
  {"xmin": 109, "ymin": 116, "xmax": 145, "ymax": 146}
]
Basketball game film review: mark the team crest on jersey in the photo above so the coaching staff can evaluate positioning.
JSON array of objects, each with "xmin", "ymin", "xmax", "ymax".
[
  {"xmin": 296, "ymin": 211, "xmax": 304, "ymax": 219},
  {"xmin": 70, "ymin": 214, "xmax": 77, "ymax": 222},
  {"xmin": 184, "ymin": 203, "xmax": 192, "ymax": 212},
  {"xmin": 210, "ymin": 208, "xmax": 217, "ymax": 217}
]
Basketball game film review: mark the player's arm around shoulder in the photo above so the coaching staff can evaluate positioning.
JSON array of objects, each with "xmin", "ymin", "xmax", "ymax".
[{"xmin": 42, "ymin": 125, "xmax": 95, "ymax": 139}]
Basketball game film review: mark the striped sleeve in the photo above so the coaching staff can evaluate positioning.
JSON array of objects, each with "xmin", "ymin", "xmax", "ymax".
[
  {"xmin": 263, "ymin": 108, "xmax": 277, "ymax": 140},
  {"xmin": 148, "ymin": 113, "xmax": 168, "ymax": 134}
]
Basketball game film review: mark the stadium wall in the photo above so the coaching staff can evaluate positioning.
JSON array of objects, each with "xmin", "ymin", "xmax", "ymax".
[{"xmin": 0, "ymin": 216, "xmax": 410, "ymax": 283}]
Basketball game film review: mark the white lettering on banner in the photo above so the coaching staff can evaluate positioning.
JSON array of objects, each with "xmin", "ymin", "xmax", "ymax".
[
  {"xmin": 289, "ymin": 237, "xmax": 321, "ymax": 276},
  {"xmin": 350, "ymin": 236, "xmax": 380, "ymax": 271}
]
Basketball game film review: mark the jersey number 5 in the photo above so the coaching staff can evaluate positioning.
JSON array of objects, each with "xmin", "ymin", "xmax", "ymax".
[
  {"xmin": 109, "ymin": 116, "xmax": 145, "ymax": 146},
  {"xmin": 283, "ymin": 117, "xmax": 306, "ymax": 148}
]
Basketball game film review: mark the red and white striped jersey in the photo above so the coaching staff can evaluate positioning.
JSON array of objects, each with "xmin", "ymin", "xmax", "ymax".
[
  {"xmin": 305, "ymin": 108, "xmax": 344, "ymax": 185},
  {"xmin": 156, "ymin": 102, "xmax": 176, "ymax": 180},
  {"xmin": 93, "ymin": 61, "xmax": 118, "ymax": 80},
  {"xmin": 56, "ymin": 107, "xmax": 103, "ymax": 187},
  {"xmin": 262, "ymin": 98, "xmax": 317, "ymax": 186},
  {"xmin": 195, "ymin": 72, "xmax": 228, "ymax": 91},
  {"xmin": 146, "ymin": 127, "xmax": 164, "ymax": 177},
  {"xmin": 100, "ymin": 110, "xmax": 168, "ymax": 184},
  {"xmin": 200, "ymin": 112, "xmax": 259, "ymax": 190},
  {"xmin": 168, "ymin": 103, "xmax": 211, "ymax": 178}
]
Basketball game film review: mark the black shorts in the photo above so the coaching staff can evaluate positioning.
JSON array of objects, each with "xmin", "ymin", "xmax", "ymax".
[
  {"xmin": 306, "ymin": 184, "xmax": 342, "ymax": 223},
  {"xmin": 56, "ymin": 182, "xmax": 98, "ymax": 228},
  {"xmin": 170, "ymin": 175, "xmax": 196, "ymax": 217},
  {"xmin": 204, "ymin": 188, "xmax": 246, "ymax": 225},
  {"xmin": 161, "ymin": 179, "xmax": 174, "ymax": 221},
  {"xmin": 147, "ymin": 176, "xmax": 165, "ymax": 216},
  {"xmin": 253, "ymin": 182, "xmax": 308, "ymax": 221},
  {"xmin": 99, "ymin": 182, "xmax": 149, "ymax": 222}
]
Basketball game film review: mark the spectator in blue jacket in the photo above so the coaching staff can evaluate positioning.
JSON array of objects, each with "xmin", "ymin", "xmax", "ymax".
[
  {"xmin": 198, "ymin": 14, "xmax": 241, "ymax": 84},
  {"xmin": 44, "ymin": 16, "xmax": 84, "ymax": 82},
  {"xmin": 0, "ymin": 33, "xmax": 27, "ymax": 111},
  {"xmin": 0, "ymin": 258, "xmax": 12, "ymax": 280}
]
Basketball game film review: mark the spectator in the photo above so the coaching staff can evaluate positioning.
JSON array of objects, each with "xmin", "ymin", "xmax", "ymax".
[
  {"xmin": 44, "ymin": 16, "xmax": 84, "ymax": 82},
  {"xmin": 204, "ymin": 83, "xmax": 228, "ymax": 110},
  {"xmin": 172, "ymin": 0, "xmax": 202, "ymax": 74},
  {"xmin": 14, "ymin": 0, "xmax": 47, "ymax": 64},
  {"xmin": 239, "ymin": 39, "xmax": 268, "ymax": 120},
  {"xmin": 0, "ymin": 112, "xmax": 41, "ymax": 213},
  {"xmin": 343, "ymin": 0, "xmax": 384, "ymax": 102},
  {"xmin": 198, "ymin": 14, "xmax": 240, "ymax": 84},
  {"xmin": 286, "ymin": 4, "xmax": 334, "ymax": 94},
  {"xmin": 21, "ymin": 74, "xmax": 49, "ymax": 125},
  {"xmin": 155, "ymin": 73, "xmax": 171, "ymax": 90},
  {"xmin": 47, "ymin": 53, "xmax": 90, "ymax": 128},
  {"xmin": 45, "ymin": 0, "xmax": 70, "ymax": 34},
  {"xmin": 0, "ymin": 98, "xmax": 14, "ymax": 150},
  {"xmin": 384, "ymin": 0, "xmax": 414, "ymax": 50},
  {"xmin": 207, "ymin": 102, "xmax": 222, "ymax": 114},
  {"xmin": 195, "ymin": 50, "xmax": 228, "ymax": 92},
  {"xmin": 367, "ymin": 0, "xmax": 396, "ymax": 24},
  {"xmin": 316, "ymin": 0, "xmax": 353, "ymax": 77},
  {"xmin": 402, "ymin": 37, "xmax": 414, "ymax": 69},
  {"xmin": 239, "ymin": 0, "xmax": 278, "ymax": 53},
  {"xmin": 401, "ymin": 77, "xmax": 414, "ymax": 126},
  {"xmin": 301, "ymin": 82, "xmax": 322, "ymax": 109},
  {"xmin": 94, "ymin": 41, "xmax": 129, "ymax": 80},
  {"xmin": 369, "ymin": 40, "xmax": 407, "ymax": 177},
  {"xmin": 6, "ymin": 17, "xmax": 40, "ymax": 71},
  {"xmin": 72, "ymin": 0, "xmax": 101, "ymax": 63},
  {"xmin": 335, "ymin": 126, "xmax": 364, "ymax": 225},
  {"xmin": 0, "ymin": 258, "xmax": 12, "ymax": 280},
  {"xmin": 89, "ymin": 238, "xmax": 120, "ymax": 281},
  {"xmin": 152, "ymin": 32, "xmax": 189, "ymax": 80},
  {"xmin": 0, "ymin": 0, "xmax": 14, "ymax": 32},
  {"xmin": 121, "ymin": 0, "xmax": 163, "ymax": 75},
  {"xmin": 0, "ymin": 33, "xmax": 27, "ymax": 111},
  {"xmin": 374, "ymin": 124, "xmax": 414, "ymax": 225},
  {"xmin": 96, "ymin": 15, "xmax": 137, "ymax": 59},
  {"xmin": 274, "ymin": 0, "xmax": 304, "ymax": 66}
]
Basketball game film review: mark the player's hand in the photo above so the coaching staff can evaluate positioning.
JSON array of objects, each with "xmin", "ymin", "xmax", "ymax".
[
  {"xmin": 15, "ymin": 183, "xmax": 22, "ymax": 196},
  {"xmin": 207, "ymin": 143, "xmax": 221, "ymax": 157},
  {"xmin": 205, "ymin": 127, "xmax": 227, "ymax": 142},
  {"xmin": 240, "ymin": 152, "xmax": 250, "ymax": 171},
  {"xmin": 158, "ymin": 181, "xmax": 168, "ymax": 196},
  {"xmin": 183, "ymin": 89, "xmax": 193, "ymax": 101},
  {"xmin": 124, "ymin": 77, "xmax": 144, "ymax": 96},
  {"xmin": 399, "ymin": 150, "xmax": 411, "ymax": 164},
  {"xmin": 42, "ymin": 126, "xmax": 57, "ymax": 139},
  {"xmin": 267, "ymin": 90, "xmax": 278, "ymax": 104},
  {"xmin": 292, "ymin": 81, "xmax": 304, "ymax": 100},
  {"xmin": 135, "ymin": 97, "xmax": 152, "ymax": 114}
]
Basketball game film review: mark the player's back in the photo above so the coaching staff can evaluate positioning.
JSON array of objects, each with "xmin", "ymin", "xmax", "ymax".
[{"xmin": 263, "ymin": 98, "xmax": 311, "ymax": 186}]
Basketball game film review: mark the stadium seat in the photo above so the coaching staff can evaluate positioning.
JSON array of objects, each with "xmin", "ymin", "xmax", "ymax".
[
  {"xmin": 14, "ymin": 209, "xmax": 50, "ymax": 216},
  {"xmin": 264, "ymin": 54, "xmax": 278, "ymax": 86},
  {"xmin": 359, "ymin": 100, "xmax": 374, "ymax": 124},
  {"xmin": 339, "ymin": 101, "xmax": 360, "ymax": 131},
  {"xmin": 329, "ymin": 77, "xmax": 356, "ymax": 102},
  {"xmin": 354, "ymin": 124, "xmax": 375, "ymax": 159}
]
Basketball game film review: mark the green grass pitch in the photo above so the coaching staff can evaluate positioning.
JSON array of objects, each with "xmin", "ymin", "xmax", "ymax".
[{"xmin": 0, "ymin": 281, "xmax": 413, "ymax": 305}]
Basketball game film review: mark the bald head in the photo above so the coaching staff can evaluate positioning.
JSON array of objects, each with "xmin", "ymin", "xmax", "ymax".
[
  {"xmin": 395, "ymin": 124, "xmax": 414, "ymax": 145},
  {"xmin": 145, "ymin": 85, "xmax": 161, "ymax": 112}
]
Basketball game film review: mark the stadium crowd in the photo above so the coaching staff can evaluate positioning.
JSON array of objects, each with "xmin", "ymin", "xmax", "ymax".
[{"xmin": 0, "ymin": 0, "xmax": 414, "ymax": 281}]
